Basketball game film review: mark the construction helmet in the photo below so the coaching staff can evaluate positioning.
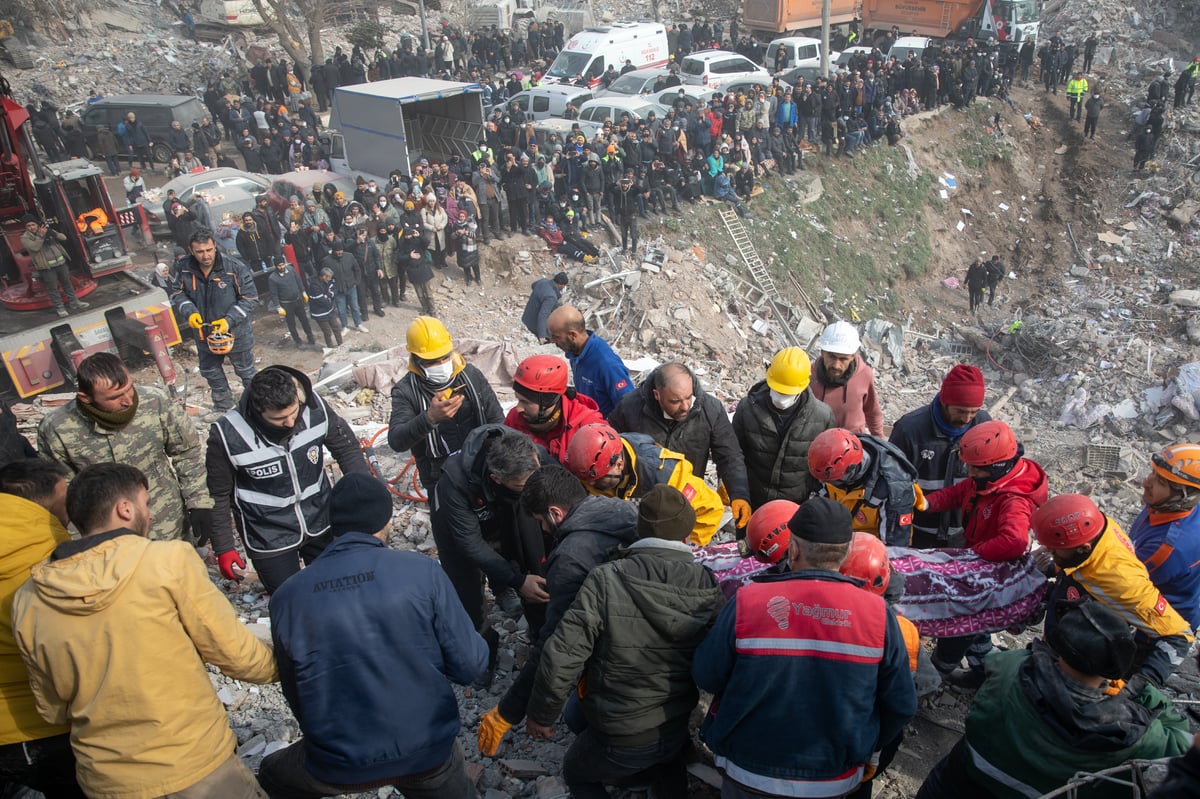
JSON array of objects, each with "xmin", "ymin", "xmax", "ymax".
[
  {"xmin": 1031, "ymin": 493, "xmax": 1105, "ymax": 549},
  {"xmin": 808, "ymin": 428, "xmax": 865, "ymax": 483},
  {"xmin": 958, "ymin": 420, "xmax": 1018, "ymax": 467},
  {"xmin": 1150, "ymin": 444, "xmax": 1200, "ymax": 491},
  {"xmin": 206, "ymin": 329, "xmax": 234, "ymax": 356},
  {"xmin": 840, "ymin": 532, "xmax": 890, "ymax": 596},
  {"xmin": 765, "ymin": 347, "xmax": 811, "ymax": 395},
  {"xmin": 565, "ymin": 422, "xmax": 624, "ymax": 482},
  {"xmin": 514, "ymin": 354, "xmax": 569, "ymax": 395},
  {"xmin": 818, "ymin": 320, "xmax": 861, "ymax": 356},
  {"xmin": 746, "ymin": 499, "xmax": 798, "ymax": 564},
  {"xmin": 1046, "ymin": 602, "xmax": 1136, "ymax": 680},
  {"xmin": 406, "ymin": 316, "xmax": 453, "ymax": 360}
]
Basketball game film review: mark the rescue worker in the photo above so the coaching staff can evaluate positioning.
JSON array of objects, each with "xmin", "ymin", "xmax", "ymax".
[
  {"xmin": 915, "ymin": 602, "xmax": 1191, "ymax": 799},
  {"xmin": 693, "ymin": 497, "xmax": 917, "ymax": 799},
  {"xmin": 809, "ymin": 321, "xmax": 884, "ymax": 437},
  {"xmin": 503, "ymin": 354, "xmax": 603, "ymax": 467},
  {"xmin": 521, "ymin": 271, "xmax": 568, "ymax": 343},
  {"xmin": 731, "ymin": 347, "xmax": 835, "ymax": 508},
  {"xmin": 1032, "ymin": 494, "xmax": 1193, "ymax": 691},
  {"xmin": 1129, "ymin": 444, "xmax": 1200, "ymax": 628},
  {"xmin": 609, "ymin": 362, "xmax": 752, "ymax": 530},
  {"xmin": 546, "ymin": 305, "xmax": 634, "ymax": 417},
  {"xmin": 171, "ymin": 230, "xmax": 258, "ymax": 414},
  {"xmin": 922, "ymin": 420, "xmax": 1048, "ymax": 684},
  {"xmin": 206, "ymin": 365, "xmax": 370, "ymax": 594},
  {"xmin": 37, "ymin": 352, "xmax": 213, "ymax": 543},
  {"xmin": 744, "ymin": 498, "xmax": 798, "ymax": 568},
  {"xmin": 565, "ymin": 422, "xmax": 724, "ymax": 545},
  {"xmin": 808, "ymin": 427, "xmax": 921, "ymax": 548},
  {"xmin": 1066, "ymin": 71, "xmax": 1089, "ymax": 121},
  {"xmin": 387, "ymin": 316, "xmax": 503, "ymax": 492},
  {"xmin": 889, "ymin": 364, "xmax": 992, "ymax": 548}
]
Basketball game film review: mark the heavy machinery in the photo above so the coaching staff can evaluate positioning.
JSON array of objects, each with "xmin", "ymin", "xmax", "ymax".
[
  {"xmin": 0, "ymin": 21, "xmax": 34, "ymax": 70},
  {"xmin": 0, "ymin": 71, "xmax": 181, "ymax": 399}
]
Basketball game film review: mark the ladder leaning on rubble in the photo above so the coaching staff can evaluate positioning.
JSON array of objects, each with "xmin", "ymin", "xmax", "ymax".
[{"xmin": 718, "ymin": 207, "xmax": 800, "ymax": 347}]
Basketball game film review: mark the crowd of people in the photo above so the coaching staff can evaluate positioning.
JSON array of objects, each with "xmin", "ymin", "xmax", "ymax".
[{"xmin": 4, "ymin": 297, "xmax": 1200, "ymax": 798}]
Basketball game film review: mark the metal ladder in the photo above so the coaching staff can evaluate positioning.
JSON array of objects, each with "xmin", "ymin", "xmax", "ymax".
[
  {"xmin": 939, "ymin": 3, "xmax": 953, "ymax": 33},
  {"xmin": 718, "ymin": 207, "xmax": 800, "ymax": 346}
]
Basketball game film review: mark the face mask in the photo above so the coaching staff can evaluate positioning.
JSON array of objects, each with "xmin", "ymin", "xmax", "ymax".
[
  {"xmin": 770, "ymin": 389, "xmax": 799, "ymax": 410},
  {"xmin": 424, "ymin": 361, "xmax": 454, "ymax": 384}
]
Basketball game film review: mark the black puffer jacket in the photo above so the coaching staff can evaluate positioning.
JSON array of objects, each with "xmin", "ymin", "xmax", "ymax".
[
  {"xmin": 608, "ymin": 366, "xmax": 749, "ymax": 502},
  {"xmin": 731, "ymin": 381, "xmax": 835, "ymax": 508}
]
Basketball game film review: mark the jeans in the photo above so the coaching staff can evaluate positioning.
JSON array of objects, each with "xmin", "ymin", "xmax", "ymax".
[
  {"xmin": 37, "ymin": 265, "xmax": 82, "ymax": 310},
  {"xmin": 562, "ymin": 728, "xmax": 689, "ymax": 799},
  {"xmin": 250, "ymin": 532, "xmax": 333, "ymax": 595},
  {"xmin": 258, "ymin": 740, "xmax": 471, "ymax": 799},
  {"xmin": 104, "ymin": 154, "xmax": 121, "ymax": 176},
  {"xmin": 0, "ymin": 734, "xmax": 86, "ymax": 799},
  {"xmin": 197, "ymin": 344, "xmax": 256, "ymax": 410},
  {"xmin": 334, "ymin": 288, "xmax": 362, "ymax": 327}
]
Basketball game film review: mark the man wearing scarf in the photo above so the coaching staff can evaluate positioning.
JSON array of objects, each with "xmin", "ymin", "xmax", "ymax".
[
  {"xmin": 809, "ymin": 321, "xmax": 884, "ymax": 437},
  {"xmin": 889, "ymin": 364, "xmax": 991, "ymax": 549},
  {"xmin": 38, "ymin": 352, "xmax": 212, "ymax": 544}
]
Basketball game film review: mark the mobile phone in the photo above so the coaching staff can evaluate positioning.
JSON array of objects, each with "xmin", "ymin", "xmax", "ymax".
[{"xmin": 443, "ymin": 384, "xmax": 468, "ymax": 400}]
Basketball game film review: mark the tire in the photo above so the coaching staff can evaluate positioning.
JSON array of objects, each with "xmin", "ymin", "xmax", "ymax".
[
  {"xmin": 151, "ymin": 142, "xmax": 172, "ymax": 165},
  {"xmin": 1, "ymin": 40, "xmax": 34, "ymax": 69}
]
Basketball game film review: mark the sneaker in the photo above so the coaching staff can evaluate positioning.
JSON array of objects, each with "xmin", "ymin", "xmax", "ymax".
[
  {"xmin": 374, "ymin": 309, "xmax": 385, "ymax": 318},
  {"xmin": 55, "ymin": 307, "xmax": 69, "ymax": 318},
  {"xmin": 70, "ymin": 300, "xmax": 90, "ymax": 310},
  {"xmin": 356, "ymin": 325, "xmax": 369, "ymax": 334}
]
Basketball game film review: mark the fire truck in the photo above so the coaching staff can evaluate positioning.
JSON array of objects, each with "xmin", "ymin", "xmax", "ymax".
[{"xmin": 0, "ymin": 71, "xmax": 180, "ymax": 399}]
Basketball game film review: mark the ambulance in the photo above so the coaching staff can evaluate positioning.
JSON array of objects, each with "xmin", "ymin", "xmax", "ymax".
[{"xmin": 542, "ymin": 21, "xmax": 670, "ymax": 87}]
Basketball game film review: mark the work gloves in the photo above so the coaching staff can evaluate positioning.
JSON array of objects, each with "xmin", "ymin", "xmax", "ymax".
[
  {"xmin": 731, "ymin": 498, "xmax": 751, "ymax": 528},
  {"xmin": 217, "ymin": 550, "xmax": 246, "ymax": 581},
  {"xmin": 188, "ymin": 313, "xmax": 204, "ymax": 330},
  {"xmin": 210, "ymin": 318, "xmax": 229, "ymax": 335},
  {"xmin": 477, "ymin": 706, "xmax": 513, "ymax": 757},
  {"xmin": 188, "ymin": 507, "xmax": 214, "ymax": 547}
]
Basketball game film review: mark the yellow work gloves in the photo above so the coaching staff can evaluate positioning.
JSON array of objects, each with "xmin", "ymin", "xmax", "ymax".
[
  {"xmin": 188, "ymin": 313, "xmax": 204, "ymax": 330},
  {"xmin": 210, "ymin": 318, "xmax": 229, "ymax": 335},
  {"xmin": 731, "ymin": 498, "xmax": 752, "ymax": 528},
  {"xmin": 277, "ymin": 307, "xmax": 287, "ymax": 317},
  {"xmin": 913, "ymin": 484, "xmax": 928, "ymax": 512},
  {"xmin": 477, "ymin": 706, "xmax": 512, "ymax": 757}
]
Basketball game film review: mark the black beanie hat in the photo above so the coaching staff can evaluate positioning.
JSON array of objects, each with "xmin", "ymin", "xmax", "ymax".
[
  {"xmin": 788, "ymin": 497, "xmax": 853, "ymax": 544},
  {"xmin": 637, "ymin": 484, "xmax": 695, "ymax": 541},
  {"xmin": 1047, "ymin": 602, "xmax": 1137, "ymax": 680},
  {"xmin": 21, "ymin": 213, "xmax": 39, "ymax": 225},
  {"xmin": 329, "ymin": 473, "xmax": 394, "ymax": 536}
]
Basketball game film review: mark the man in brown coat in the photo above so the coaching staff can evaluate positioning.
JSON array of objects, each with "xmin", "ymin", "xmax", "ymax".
[{"xmin": 20, "ymin": 214, "xmax": 89, "ymax": 318}]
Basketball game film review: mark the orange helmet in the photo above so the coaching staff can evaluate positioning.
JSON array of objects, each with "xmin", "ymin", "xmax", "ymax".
[
  {"xmin": 1150, "ymin": 444, "xmax": 1200, "ymax": 491},
  {"xmin": 746, "ymin": 499, "xmax": 798, "ymax": 564},
  {"xmin": 565, "ymin": 423, "xmax": 623, "ymax": 482},
  {"xmin": 1031, "ymin": 494, "xmax": 1105, "ymax": 549},
  {"xmin": 958, "ymin": 420, "xmax": 1018, "ymax": 467},
  {"xmin": 808, "ymin": 428, "xmax": 864, "ymax": 483},
  {"xmin": 206, "ymin": 330, "xmax": 234, "ymax": 355},
  {"xmin": 840, "ymin": 532, "xmax": 890, "ymax": 595}
]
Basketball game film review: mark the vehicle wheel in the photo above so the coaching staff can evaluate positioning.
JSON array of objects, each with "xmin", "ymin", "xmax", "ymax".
[
  {"xmin": 2, "ymin": 40, "xmax": 34, "ymax": 69},
  {"xmin": 151, "ymin": 143, "xmax": 173, "ymax": 165}
]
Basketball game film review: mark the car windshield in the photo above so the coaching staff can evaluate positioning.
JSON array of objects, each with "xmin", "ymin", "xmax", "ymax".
[
  {"xmin": 547, "ymin": 51, "xmax": 591, "ymax": 80},
  {"xmin": 997, "ymin": 0, "xmax": 1040, "ymax": 21},
  {"xmin": 607, "ymin": 74, "xmax": 651, "ymax": 94},
  {"xmin": 631, "ymin": 104, "xmax": 658, "ymax": 120},
  {"xmin": 681, "ymin": 59, "xmax": 706, "ymax": 76}
]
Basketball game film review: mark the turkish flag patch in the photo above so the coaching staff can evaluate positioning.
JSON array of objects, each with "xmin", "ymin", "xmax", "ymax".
[
  {"xmin": 1155, "ymin": 595, "xmax": 1168, "ymax": 616},
  {"xmin": 615, "ymin": 379, "xmax": 628, "ymax": 391},
  {"xmin": 899, "ymin": 513, "xmax": 913, "ymax": 526},
  {"xmin": 682, "ymin": 484, "xmax": 696, "ymax": 501}
]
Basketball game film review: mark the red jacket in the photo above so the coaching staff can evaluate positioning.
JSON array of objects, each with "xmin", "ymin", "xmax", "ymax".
[
  {"xmin": 924, "ymin": 457, "xmax": 1048, "ymax": 562},
  {"xmin": 504, "ymin": 392, "xmax": 604, "ymax": 467},
  {"xmin": 539, "ymin": 225, "xmax": 565, "ymax": 253}
]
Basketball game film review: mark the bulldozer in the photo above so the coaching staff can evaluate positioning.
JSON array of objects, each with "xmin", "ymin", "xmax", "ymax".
[{"xmin": 0, "ymin": 21, "xmax": 34, "ymax": 70}]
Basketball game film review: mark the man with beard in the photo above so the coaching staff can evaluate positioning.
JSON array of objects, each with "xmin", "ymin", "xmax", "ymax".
[
  {"xmin": 1128, "ymin": 444, "xmax": 1200, "ymax": 628},
  {"xmin": 546, "ymin": 305, "xmax": 634, "ymax": 418},
  {"xmin": 809, "ymin": 321, "xmax": 883, "ymax": 437},
  {"xmin": 504, "ymin": 355, "xmax": 603, "ymax": 467}
]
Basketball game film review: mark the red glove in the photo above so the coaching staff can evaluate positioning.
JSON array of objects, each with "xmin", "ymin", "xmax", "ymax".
[{"xmin": 217, "ymin": 550, "xmax": 246, "ymax": 581}]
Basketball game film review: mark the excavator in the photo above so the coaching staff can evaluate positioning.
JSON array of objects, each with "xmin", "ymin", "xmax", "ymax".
[{"xmin": 0, "ymin": 21, "xmax": 34, "ymax": 70}]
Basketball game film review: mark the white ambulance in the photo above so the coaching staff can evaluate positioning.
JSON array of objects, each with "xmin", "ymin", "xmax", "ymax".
[{"xmin": 542, "ymin": 21, "xmax": 670, "ymax": 87}]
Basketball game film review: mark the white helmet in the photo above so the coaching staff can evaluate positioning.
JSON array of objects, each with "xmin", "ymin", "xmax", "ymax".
[{"xmin": 818, "ymin": 320, "xmax": 861, "ymax": 355}]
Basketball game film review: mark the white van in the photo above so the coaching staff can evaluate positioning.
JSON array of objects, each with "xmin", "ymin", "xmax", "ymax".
[
  {"xmin": 888, "ymin": 36, "xmax": 934, "ymax": 63},
  {"xmin": 542, "ymin": 22, "xmax": 669, "ymax": 87},
  {"xmin": 506, "ymin": 84, "xmax": 595, "ymax": 120},
  {"xmin": 765, "ymin": 37, "xmax": 839, "ymax": 71}
]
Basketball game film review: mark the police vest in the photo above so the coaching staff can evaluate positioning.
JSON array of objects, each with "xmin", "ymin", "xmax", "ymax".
[{"xmin": 213, "ymin": 402, "xmax": 332, "ymax": 556}]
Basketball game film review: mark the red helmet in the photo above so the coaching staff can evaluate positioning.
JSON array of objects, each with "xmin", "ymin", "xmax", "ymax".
[
  {"xmin": 565, "ymin": 423, "xmax": 624, "ymax": 482},
  {"xmin": 840, "ymin": 532, "xmax": 890, "ymax": 596},
  {"xmin": 808, "ymin": 428, "xmax": 864, "ymax": 482},
  {"xmin": 746, "ymin": 499, "xmax": 798, "ymax": 564},
  {"xmin": 514, "ymin": 354, "xmax": 569, "ymax": 395},
  {"xmin": 1031, "ymin": 494, "xmax": 1105, "ymax": 549},
  {"xmin": 958, "ymin": 420, "xmax": 1018, "ymax": 467}
]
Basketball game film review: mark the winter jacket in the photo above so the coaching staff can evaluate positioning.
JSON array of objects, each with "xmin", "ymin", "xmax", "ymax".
[
  {"xmin": 693, "ymin": 569, "xmax": 916, "ymax": 794},
  {"xmin": 308, "ymin": 278, "xmax": 336, "ymax": 319},
  {"xmin": 388, "ymin": 355, "xmax": 503, "ymax": 490},
  {"xmin": 811, "ymin": 354, "xmax": 884, "ymax": 437},
  {"xmin": 0, "ymin": 400, "xmax": 35, "ymax": 468},
  {"xmin": 421, "ymin": 204, "xmax": 449, "ymax": 249},
  {"xmin": 0, "ymin": 495, "xmax": 70, "ymax": 747},
  {"xmin": 958, "ymin": 646, "xmax": 1189, "ymax": 799},
  {"xmin": 497, "ymin": 496, "xmax": 639, "ymax": 723},
  {"xmin": 270, "ymin": 533, "xmax": 487, "ymax": 783},
  {"xmin": 206, "ymin": 365, "xmax": 369, "ymax": 557},
  {"xmin": 267, "ymin": 266, "xmax": 305, "ymax": 306},
  {"xmin": 322, "ymin": 250, "xmax": 360, "ymax": 291},
  {"xmin": 504, "ymin": 391, "xmax": 604, "ymax": 467},
  {"xmin": 1046, "ymin": 518, "xmax": 1193, "ymax": 687},
  {"xmin": 923, "ymin": 457, "xmax": 1048, "ymax": 561},
  {"xmin": 1148, "ymin": 739, "xmax": 1200, "ymax": 799},
  {"xmin": 528, "ymin": 538, "xmax": 724, "ymax": 744},
  {"xmin": 38, "ymin": 386, "xmax": 210, "ymax": 542},
  {"xmin": 818, "ymin": 435, "xmax": 918, "ymax": 546},
  {"xmin": 11, "ymin": 531, "xmax": 277, "ymax": 799},
  {"xmin": 1130, "ymin": 505, "xmax": 1200, "ymax": 628},
  {"xmin": 170, "ymin": 250, "xmax": 258, "ymax": 353},
  {"xmin": 20, "ymin": 228, "xmax": 70, "ymax": 272},
  {"xmin": 889, "ymin": 398, "xmax": 992, "ymax": 544},
  {"xmin": 608, "ymin": 365, "xmax": 749, "ymax": 502},
  {"xmin": 521, "ymin": 277, "xmax": 563, "ymax": 340},
  {"xmin": 565, "ymin": 331, "xmax": 634, "ymax": 418},
  {"xmin": 731, "ymin": 381, "xmax": 836, "ymax": 508}
]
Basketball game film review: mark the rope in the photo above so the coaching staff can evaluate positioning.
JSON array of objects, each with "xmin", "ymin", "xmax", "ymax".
[{"xmin": 361, "ymin": 427, "xmax": 428, "ymax": 503}]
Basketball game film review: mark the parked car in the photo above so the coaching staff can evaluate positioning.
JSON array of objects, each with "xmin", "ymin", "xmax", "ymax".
[
  {"xmin": 836, "ymin": 46, "xmax": 876, "ymax": 69},
  {"xmin": 505, "ymin": 85, "xmax": 595, "ymax": 120},
  {"xmin": 647, "ymin": 87, "xmax": 709, "ymax": 112},
  {"xmin": 79, "ymin": 94, "xmax": 209, "ymax": 165},
  {"xmin": 576, "ymin": 96, "xmax": 662, "ymax": 125},
  {"xmin": 678, "ymin": 49, "xmax": 770, "ymax": 91},
  {"xmin": 595, "ymin": 67, "xmax": 672, "ymax": 97},
  {"xmin": 533, "ymin": 117, "xmax": 604, "ymax": 146},
  {"xmin": 764, "ymin": 37, "xmax": 840, "ymax": 72},
  {"xmin": 720, "ymin": 74, "xmax": 789, "ymax": 97},
  {"xmin": 146, "ymin": 168, "xmax": 271, "ymax": 251}
]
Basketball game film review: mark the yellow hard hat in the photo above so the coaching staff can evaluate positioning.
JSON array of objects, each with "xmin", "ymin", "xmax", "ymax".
[
  {"xmin": 406, "ymin": 316, "xmax": 453, "ymax": 360},
  {"xmin": 765, "ymin": 347, "xmax": 811, "ymax": 394}
]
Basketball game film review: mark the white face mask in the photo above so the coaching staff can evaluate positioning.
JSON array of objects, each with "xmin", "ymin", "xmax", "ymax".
[
  {"xmin": 423, "ymin": 361, "xmax": 454, "ymax": 384},
  {"xmin": 769, "ymin": 389, "xmax": 799, "ymax": 410}
]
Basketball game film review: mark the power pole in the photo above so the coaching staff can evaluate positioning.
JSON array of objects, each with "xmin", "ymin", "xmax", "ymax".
[
  {"xmin": 821, "ymin": 0, "xmax": 831, "ymax": 78},
  {"xmin": 418, "ymin": 0, "xmax": 430, "ymax": 52}
]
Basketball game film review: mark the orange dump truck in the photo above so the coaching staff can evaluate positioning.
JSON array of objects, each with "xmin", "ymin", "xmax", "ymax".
[{"xmin": 745, "ymin": 0, "xmax": 1039, "ymax": 45}]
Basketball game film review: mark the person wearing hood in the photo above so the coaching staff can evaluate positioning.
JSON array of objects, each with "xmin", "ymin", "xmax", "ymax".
[
  {"xmin": 504, "ymin": 355, "xmax": 603, "ymax": 468},
  {"xmin": 450, "ymin": 207, "xmax": 482, "ymax": 286},
  {"xmin": 478, "ymin": 465, "xmax": 638, "ymax": 757},
  {"xmin": 916, "ymin": 602, "xmax": 1190, "ymax": 799},
  {"xmin": 538, "ymin": 214, "xmax": 594, "ymax": 262},
  {"xmin": 387, "ymin": 316, "xmax": 503, "ymax": 492},
  {"xmin": 810, "ymin": 321, "xmax": 884, "ymax": 437},
  {"xmin": 889, "ymin": 364, "xmax": 992, "ymax": 548},
  {"xmin": 421, "ymin": 192, "xmax": 449, "ymax": 268},
  {"xmin": 731, "ymin": 347, "xmax": 836, "ymax": 509},
  {"xmin": 236, "ymin": 211, "xmax": 276, "ymax": 273},
  {"xmin": 205, "ymin": 365, "xmax": 370, "ymax": 594},
  {"xmin": 524, "ymin": 485, "xmax": 725, "ymax": 798},
  {"xmin": 609, "ymin": 362, "xmax": 751, "ymax": 531},
  {"xmin": 1129, "ymin": 444, "xmax": 1200, "ymax": 627},
  {"xmin": 10, "ymin": 463, "xmax": 278, "ymax": 799}
]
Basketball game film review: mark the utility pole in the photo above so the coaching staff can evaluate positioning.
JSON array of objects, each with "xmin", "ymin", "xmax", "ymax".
[
  {"xmin": 820, "ymin": 0, "xmax": 830, "ymax": 78},
  {"xmin": 418, "ymin": 0, "xmax": 430, "ymax": 52}
]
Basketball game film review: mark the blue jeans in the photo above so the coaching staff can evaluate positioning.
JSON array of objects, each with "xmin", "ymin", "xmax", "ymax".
[{"xmin": 335, "ymin": 289, "xmax": 362, "ymax": 327}]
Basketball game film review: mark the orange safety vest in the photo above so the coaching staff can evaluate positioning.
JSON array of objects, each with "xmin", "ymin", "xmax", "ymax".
[{"xmin": 76, "ymin": 207, "xmax": 109, "ymax": 235}]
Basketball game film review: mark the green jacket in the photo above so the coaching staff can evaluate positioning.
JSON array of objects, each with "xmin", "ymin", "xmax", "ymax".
[
  {"xmin": 963, "ymin": 647, "xmax": 1191, "ymax": 799},
  {"xmin": 38, "ymin": 386, "xmax": 210, "ymax": 541},
  {"xmin": 527, "ymin": 539, "xmax": 724, "ymax": 744}
]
